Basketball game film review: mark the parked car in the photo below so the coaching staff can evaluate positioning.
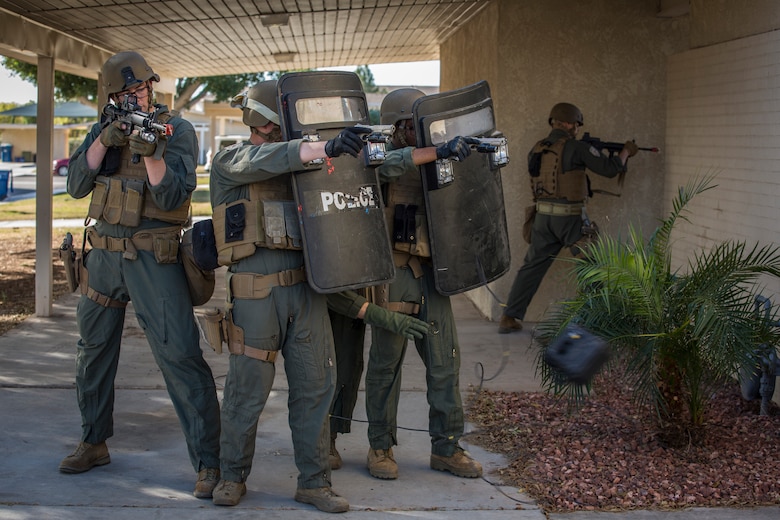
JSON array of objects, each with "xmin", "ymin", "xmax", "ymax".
[{"xmin": 53, "ymin": 157, "xmax": 69, "ymax": 176}]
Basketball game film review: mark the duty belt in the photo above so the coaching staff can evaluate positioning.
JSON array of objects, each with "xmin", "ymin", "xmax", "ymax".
[
  {"xmin": 86, "ymin": 225, "xmax": 181, "ymax": 260},
  {"xmin": 229, "ymin": 267, "xmax": 307, "ymax": 298},
  {"xmin": 535, "ymin": 201, "xmax": 584, "ymax": 216}
]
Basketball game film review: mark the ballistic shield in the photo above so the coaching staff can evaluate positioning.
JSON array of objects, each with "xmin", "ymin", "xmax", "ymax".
[
  {"xmin": 277, "ymin": 71, "xmax": 395, "ymax": 293},
  {"xmin": 412, "ymin": 80, "xmax": 511, "ymax": 294}
]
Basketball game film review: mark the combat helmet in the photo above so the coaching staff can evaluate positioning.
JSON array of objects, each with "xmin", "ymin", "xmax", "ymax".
[
  {"xmin": 101, "ymin": 51, "xmax": 160, "ymax": 97},
  {"xmin": 380, "ymin": 88, "xmax": 424, "ymax": 125},
  {"xmin": 231, "ymin": 80, "xmax": 280, "ymax": 127},
  {"xmin": 548, "ymin": 102, "xmax": 584, "ymax": 126}
]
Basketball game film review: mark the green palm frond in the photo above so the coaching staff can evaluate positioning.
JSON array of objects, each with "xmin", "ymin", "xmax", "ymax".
[
  {"xmin": 649, "ymin": 174, "xmax": 717, "ymax": 260},
  {"xmin": 535, "ymin": 174, "xmax": 780, "ymax": 436}
]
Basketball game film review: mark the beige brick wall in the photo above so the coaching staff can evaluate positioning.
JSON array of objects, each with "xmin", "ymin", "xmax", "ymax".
[{"xmin": 666, "ymin": 30, "xmax": 780, "ymax": 302}]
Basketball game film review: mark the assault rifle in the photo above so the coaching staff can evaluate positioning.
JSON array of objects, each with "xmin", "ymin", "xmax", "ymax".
[
  {"xmin": 580, "ymin": 132, "xmax": 659, "ymax": 158},
  {"xmin": 102, "ymin": 97, "xmax": 173, "ymax": 163}
]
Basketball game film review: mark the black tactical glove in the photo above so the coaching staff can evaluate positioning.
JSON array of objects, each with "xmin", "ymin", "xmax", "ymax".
[
  {"xmin": 99, "ymin": 120, "xmax": 129, "ymax": 148},
  {"xmin": 363, "ymin": 303, "xmax": 429, "ymax": 340},
  {"xmin": 325, "ymin": 126, "xmax": 370, "ymax": 158},
  {"xmin": 129, "ymin": 133, "xmax": 167, "ymax": 160},
  {"xmin": 622, "ymin": 141, "xmax": 639, "ymax": 157},
  {"xmin": 435, "ymin": 136, "xmax": 481, "ymax": 161}
]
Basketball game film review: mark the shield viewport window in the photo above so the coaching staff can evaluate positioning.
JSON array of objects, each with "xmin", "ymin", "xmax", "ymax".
[
  {"xmin": 428, "ymin": 106, "xmax": 494, "ymax": 145},
  {"xmin": 295, "ymin": 96, "xmax": 366, "ymax": 125}
]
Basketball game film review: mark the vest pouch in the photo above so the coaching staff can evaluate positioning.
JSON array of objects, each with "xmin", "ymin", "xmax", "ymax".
[
  {"xmin": 283, "ymin": 201, "xmax": 302, "ymax": 249},
  {"xmin": 225, "ymin": 202, "xmax": 246, "ymax": 243},
  {"xmin": 214, "ymin": 199, "xmax": 259, "ymax": 265},
  {"xmin": 392, "ymin": 204, "xmax": 417, "ymax": 244},
  {"xmin": 153, "ymin": 234, "xmax": 179, "ymax": 264},
  {"xmin": 262, "ymin": 200, "xmax": 286, "ymax": 248},
  {"xmin": 261, "ymin": 200, "xmax": 302, "ymax": 250},
  {"xmin": 88, "ymin": 179, "xmax": 109, "ymax": 221},
  {"xmin": 119, "ymin": 179, "xmax": 145, "ymax": 227},
  {"xmin": 103, "ymin": 178, "xmax": 124, "ymax": 225}
]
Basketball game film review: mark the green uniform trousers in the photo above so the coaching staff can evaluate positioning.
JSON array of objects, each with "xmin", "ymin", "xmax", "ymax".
[
  {"xmin": 219, "ymin": 248, "xmax": 336, "ymax": 489},
  {"xmin": 75, "ymin": 247, "xmax": 221, "ymax": 472},
  {"xmin": 328, "ymin": 310, "xmax": 366, "ymax": 435},
  {"xmin": 364, "ymin": 262, "xmax": 464, "ymax": 457},
  {"xmin": 505, "ymin": 212, "xmax": 583, "ymax": 320}
]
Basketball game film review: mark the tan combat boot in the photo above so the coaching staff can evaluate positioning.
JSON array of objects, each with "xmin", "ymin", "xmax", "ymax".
[
  {"xmin": 329, "ymin": 435, "xmax": 342, "ymax": 470},
  {"xmin": 59, "ymin": 441, "xmax": 111, "ymax": 474},
  {"xmin": 498, "ymin": 315, "xmax": 523, "ymax": 334},
  {"xmin": 193, "ymin": 467, "xmax": 220, "ymax": 498},
  {"xmin": 366, "ymin": 447, "xmax": 398, "ymax": 479},
  {"xmin": 430, "ymin": 448, "xmax": 483, "ymax": 478},
  {"xmin": 294, "ymin": 486, "xmax": 349, "ymax": 513},
  {"xmin": 212, "ymin": 479, "xmax": 247, "ymax": 506}
]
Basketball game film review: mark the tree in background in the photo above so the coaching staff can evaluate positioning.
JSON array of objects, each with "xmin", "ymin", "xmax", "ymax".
[
  {"xmin": 355, "ymin": 65, "xmax": 380, "ymax": 93},
  {"xmin": 0, "ymin": 102, "xmax": 35, "ymax": 124},
  {"xmin": 3, "ymin": 58, "xmax": 381, "ymax": 118},
  {"xmin": 1, "ymin": 57, "xmax": 274, "ymax": 111},
  {"xmin": 2, "ymin": 58, "xmax": 98, "ymax": 105}
]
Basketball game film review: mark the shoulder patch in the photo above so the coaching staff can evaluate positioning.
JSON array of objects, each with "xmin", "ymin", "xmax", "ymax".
[{"xmin": 589, "ymin": 145, "xmax": 602, "ymax": 157}]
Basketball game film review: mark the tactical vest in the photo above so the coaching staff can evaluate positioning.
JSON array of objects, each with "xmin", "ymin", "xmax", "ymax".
[
  {"xmin": 212, "ymin": 174, "xmax": 302, "ymax": 266},
  {"xmin": 87, "ymin": 112, "xmax": 190, "ymax": 227},
  {"xmin": 529, "ymin": 137, "xmax": 587, "ymax": 202},
  {"xmin": 384, "ymin": 168, "xmax": 431, "ymax": 258}
]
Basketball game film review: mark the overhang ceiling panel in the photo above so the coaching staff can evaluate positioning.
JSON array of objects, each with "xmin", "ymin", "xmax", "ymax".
[{"xmin": 0, "ymin": 0, "xmax": 491, "ymax": 78}]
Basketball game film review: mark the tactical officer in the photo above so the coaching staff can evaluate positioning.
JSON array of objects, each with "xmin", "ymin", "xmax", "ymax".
[
  {"xmin": 363, "ymin": 88, "xmax": 484, "ymax": 480},
  {"xmin": 61, "ymin": 51, "xmax": 222, "ymax": 498},
  {"xmin": 208, "ymin": 80, "xmax": 375, "ymax": 513},
  {"xmin": 499, "ymin": 102, "xmax": 638, "ymax": 333},
  {"xmin": 327, "ymin": 290, "xmax": 430, "ymax": 470}
]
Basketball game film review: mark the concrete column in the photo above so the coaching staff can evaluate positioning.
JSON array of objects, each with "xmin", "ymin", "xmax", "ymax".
[{"xmin": 35, "ymin": 55, "xmax": 54, "ymax": 317}]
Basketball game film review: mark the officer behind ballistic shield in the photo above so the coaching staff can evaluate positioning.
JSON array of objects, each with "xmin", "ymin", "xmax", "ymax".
[
  {"xmin": 208, "ymin": 78, "xmax": 379, "ymax": 513},
  {"xmin": 499, "ymin": 102, "xmax": 638, "ymax": 333},
  {"xmin": 61, "ymin": 51, "xmax": 222, "ymax": 499},
  {"xmin": 362, "ymin": 88, "xmax": 485, "ymax": 481}
]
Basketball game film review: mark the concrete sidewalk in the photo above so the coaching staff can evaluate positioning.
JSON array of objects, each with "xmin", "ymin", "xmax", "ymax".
[{"xmin": 1, "ymin": 272, "xmax": 779, "ymax": 519}]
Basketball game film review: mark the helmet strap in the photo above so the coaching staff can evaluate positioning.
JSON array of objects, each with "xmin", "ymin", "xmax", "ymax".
[{"xmin": 251, "ymin": 125, "xmax": 282, "ymax": 143}]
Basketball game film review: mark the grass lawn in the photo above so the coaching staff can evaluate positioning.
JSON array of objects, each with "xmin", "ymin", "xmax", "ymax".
[{"xmin": 0, "ymin": 174, "xmax": 212, "ymax": 221}]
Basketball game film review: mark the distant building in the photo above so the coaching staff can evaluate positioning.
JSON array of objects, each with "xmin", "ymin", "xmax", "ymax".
[{"xmin": 186, "ymin": 85, "xmax": 439, "ymax": 166}]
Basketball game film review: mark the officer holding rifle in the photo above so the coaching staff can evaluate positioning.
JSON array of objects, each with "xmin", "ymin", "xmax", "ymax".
[
  {"xmin": 61, "ymin": 51, "xmax": 222, "ymax": 500},
  {"xmin": 499, "ymin": 102, "xmax": 637, "ymax": 333}
]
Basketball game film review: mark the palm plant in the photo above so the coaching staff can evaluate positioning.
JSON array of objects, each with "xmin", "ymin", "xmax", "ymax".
[{"xmin": 535, "ymin": 175, "xmax": 780, "ymax": 445}]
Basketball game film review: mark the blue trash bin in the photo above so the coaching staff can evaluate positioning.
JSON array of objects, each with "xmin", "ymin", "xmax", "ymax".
[
  {"xmin": 0, "ymin": 144, "xmax": 12, "ymax": 163},
  {"xmin": 0, "ymin": 170, "xmax": 10, "ymax": 201}
]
